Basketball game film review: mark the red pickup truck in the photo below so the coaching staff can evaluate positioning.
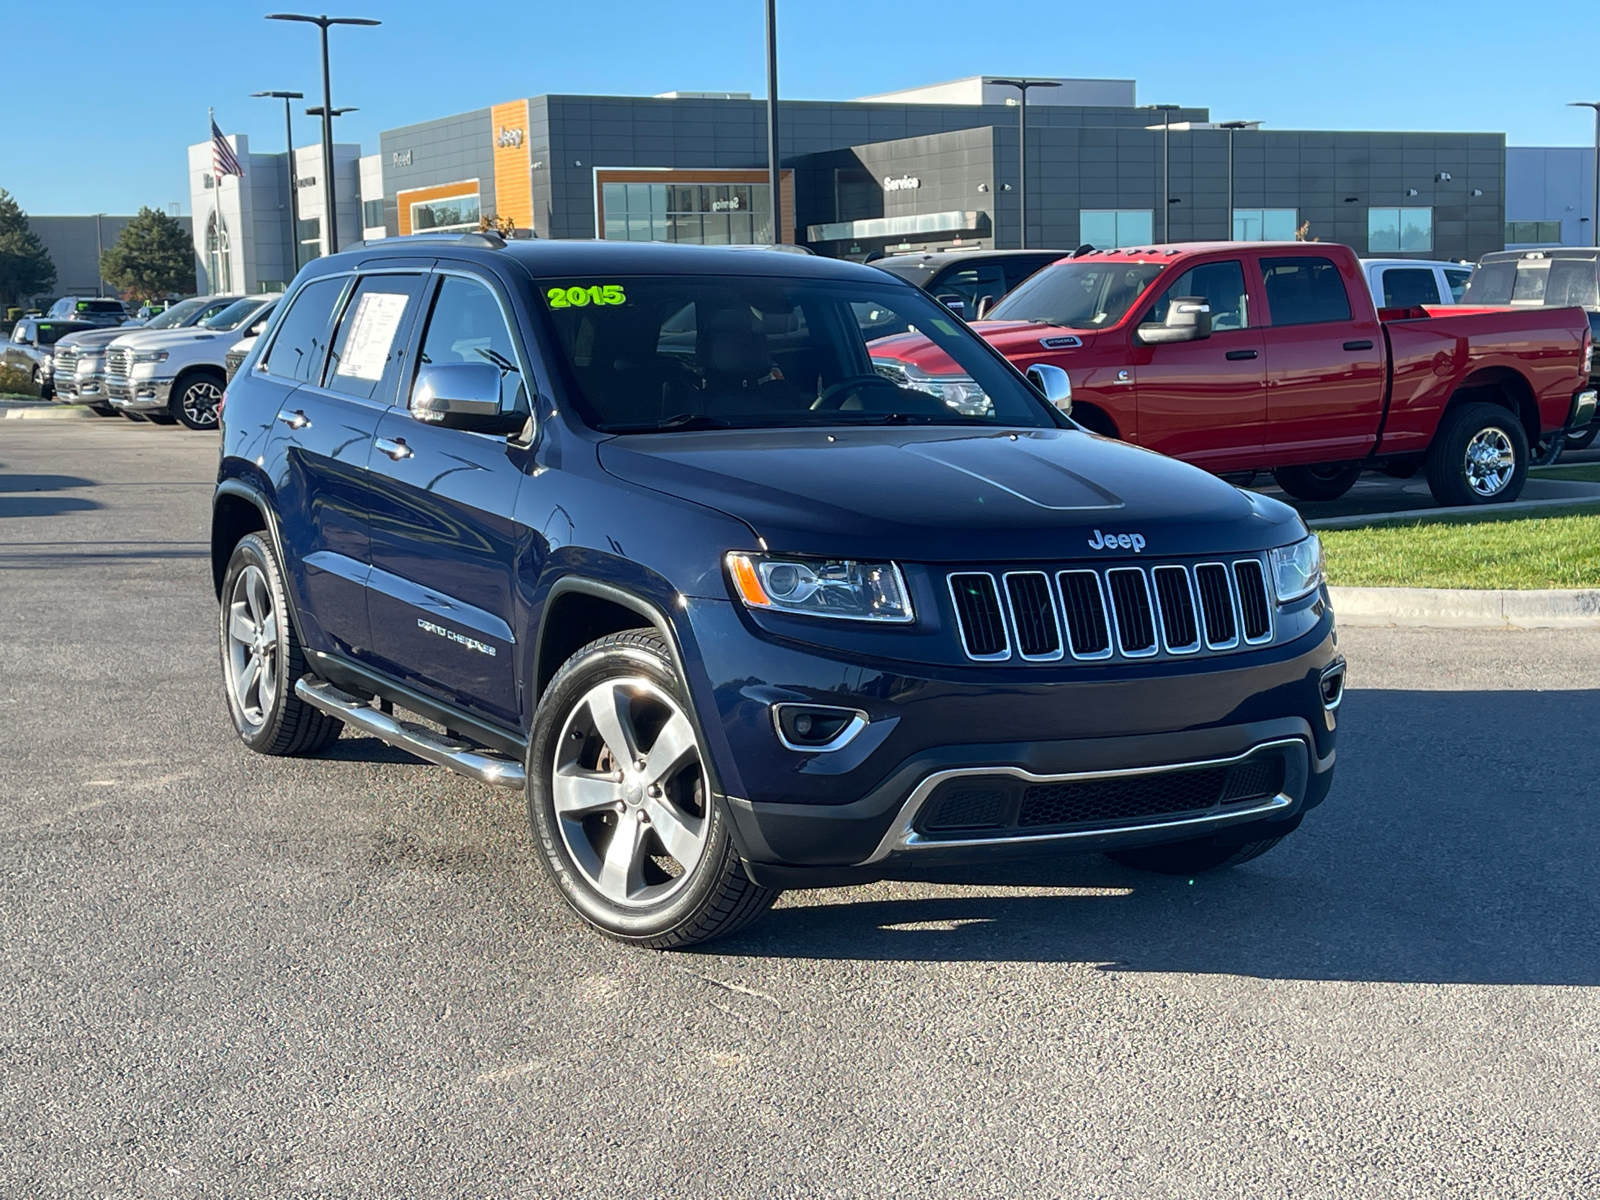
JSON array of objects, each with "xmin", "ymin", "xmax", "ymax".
[{"xmin": 870, "ymin": 242, "xmax": 1596, "ymax": 505}]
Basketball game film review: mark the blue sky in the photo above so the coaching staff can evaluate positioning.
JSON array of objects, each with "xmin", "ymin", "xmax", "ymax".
[{"xmin": 6, "ymin": 0, "xmax": 1598, "ymax": 216}]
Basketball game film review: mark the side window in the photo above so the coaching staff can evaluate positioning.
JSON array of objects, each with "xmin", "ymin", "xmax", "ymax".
[
  {"xmin": 1003, "ymin": 255, "xmax": 1057, "ymax": 292},
  {"xmin": 933, "ymin": 264, "xmax": 1006, "ymax": 314},
  {"xmin": 415, "ymin": 275, "xmax": 525, "ymax": 412},
  {"xmin": 1546, "ymin": 259, "xmax": 1600, "ymax": 309},
  {"xmin": 325, "ymin": 274, "xmax": 427, "ymax": 402},
  {"xmin": 1444, "ymin": 268, "xmax": 1472, "ymax": 303},
  {"xmin": 1259, "ymin": 256, "xmax": 1354, "ymax": 327},
  {"xmin": 1145, "ymin": 260, "xmax": 1249, "ymax": 332},
  {"xmin": 261, "ymin": 277, "xmax": 346, "ymax": 383},
  {"xmin": 1381, "ymin": 268, "xmax": 1442, "ymax": 308}
]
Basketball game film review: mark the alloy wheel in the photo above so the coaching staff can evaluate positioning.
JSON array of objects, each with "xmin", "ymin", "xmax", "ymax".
[
  {"xmin": 225, "ymin": 564, "xmax": 280, "ymax": 730},
  {"xmin": 1463, "ymin": 427, "xmax": 1515, "ymax": 497},
  {"xmin": 181, "ymin": 380, "xmax": 224, "ymax": 427},
  {"xmin": 551, "ymin": 677, "xmax": 709, "ymax": 907}
]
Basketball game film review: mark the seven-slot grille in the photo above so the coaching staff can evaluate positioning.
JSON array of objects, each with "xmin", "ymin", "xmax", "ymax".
[
  {"xmin": 106, "ymin": 347, "xmax": 131, "ymax": 381},
  {"xmin": 948, "ymin": 559, "xmax": 1274, "ymax": 663},
  {"xmin": 52, "ymin": 345, "xmax": 76, "ymax": 380}
]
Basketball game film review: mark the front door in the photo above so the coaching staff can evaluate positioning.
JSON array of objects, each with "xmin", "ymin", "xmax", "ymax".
[
  {"xmin": 364, "ymin": 271, "xmax": 532, "ymax": 726},
  {"xmin": 1131, "ymin": 257, "xmax": 1267, "ymax": 471}
]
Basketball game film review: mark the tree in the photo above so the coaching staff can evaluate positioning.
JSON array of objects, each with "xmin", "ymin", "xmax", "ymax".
[
  {"xmin": 0, "ymin": 189, "xmax": 56, "ymax": 307},
  {"xmin": 100, "ymin": 207, "xmax": 195, "ymax": 302}
]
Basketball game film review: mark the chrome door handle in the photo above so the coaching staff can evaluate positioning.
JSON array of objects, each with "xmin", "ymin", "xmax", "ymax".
[
  {"xmin": 277, "ymin": 409, "xmax": 310, "ymax": 430},
  {"xmin": 374, "ymin": 437, "xmax": 413, "ymax": 461}
]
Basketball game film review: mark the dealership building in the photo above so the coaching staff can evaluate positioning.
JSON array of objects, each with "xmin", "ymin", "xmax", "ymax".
[{"xmin": 364, "ymin": 76, "xmax": 1508, "ymax": 263}]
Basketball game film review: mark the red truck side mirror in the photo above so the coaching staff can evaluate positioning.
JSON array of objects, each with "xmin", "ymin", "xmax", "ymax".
[{"xmin": 1137, "ymin": 296, "xmax": 1213, "ymax": 345}]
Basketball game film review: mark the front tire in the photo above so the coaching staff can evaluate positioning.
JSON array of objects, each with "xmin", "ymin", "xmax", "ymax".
[
  {"xmin": 1272, "ymin": 462, "xmax": 1363, "ymax": 502},
  {"xmin": 219, "ymin": 533, "xmax": 343, "ymax": 756},
  {"xmin": 1426, "ymin": 402, "xmax": 1528, "ymax": 506},
  {"xmin": 527, "ymin": 630, "xmax": 779, "ymax": 948},
  {"xmin": 172, "ymin": 372, "xmax": 225, "ymax": 430}
]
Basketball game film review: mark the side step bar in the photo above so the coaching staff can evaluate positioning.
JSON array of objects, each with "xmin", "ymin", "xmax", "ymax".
[{"xmin": 295, "ymin": 677, "xmax": 527, "ymax": 791}]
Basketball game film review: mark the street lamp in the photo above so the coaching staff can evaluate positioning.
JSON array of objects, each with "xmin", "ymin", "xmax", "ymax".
[
  {"xmin": 765, "ymin": 0, "xmax": 782, "ymax": 246},
  {"xmin": 251, "ymin": 90, "xmax": 305, "ymax": 273},
  {"xmin": 1569, "ymin": 102, "xmax": 1600, "ymax": 247},
  {"xmin": 1144, "ymin": 104, "xmax": 1181, "ymax": 243},
  {"xmin": 266, "ymin": 13, "xmax": 380, "ymax": 256},
  {"xmin": 1219, "ymin": 120, "xmax": 1261, "ymax": 240},
  {"xmin": 306, "ymin": 106, "xmax": 358, "ymax": 257},
  {"xmin": 991, "ymin": 78, "xmax": 1061, "ymax": 249}
]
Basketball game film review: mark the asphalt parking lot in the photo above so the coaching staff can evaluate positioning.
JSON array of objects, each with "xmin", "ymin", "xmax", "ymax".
[{"xmin": 3, "ymin": 421, "xmax": 1598, "ymax": 1197}]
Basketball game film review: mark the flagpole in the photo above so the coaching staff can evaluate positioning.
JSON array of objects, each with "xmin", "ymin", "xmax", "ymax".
[{"xmin": 209, "ymin": 107, "xmax": 223, "ymax": 295}]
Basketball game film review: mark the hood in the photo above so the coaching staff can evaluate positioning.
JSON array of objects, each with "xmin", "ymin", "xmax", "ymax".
[
  {"xmin": 110, "ymin": 327, "xmax": 232, "ymax": 350},
  {"xmin": 870, "ymin": 322, "xmax": 1105, "ymax": 376},
  {"xmin": 56, "ymin": 328, "xmax": 127, "ymax": 350},
  {"xmin": 597, "ymin": 426, "xmax": 1303, "ymax": 563}
]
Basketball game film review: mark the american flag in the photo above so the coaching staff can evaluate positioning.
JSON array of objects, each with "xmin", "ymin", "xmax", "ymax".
[{"xmin": 211, "ymin": 116, "xmax": 244, "ymax": 180}]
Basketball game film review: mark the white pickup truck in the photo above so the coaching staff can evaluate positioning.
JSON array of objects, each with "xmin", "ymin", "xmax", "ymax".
[
  {"xmin": 105, "ymin": 295, "xmax": 278, "ymax": 428},
  {"xmin": 1360, "ymin": 258, "xmax": 1474, "ymax": 309}
]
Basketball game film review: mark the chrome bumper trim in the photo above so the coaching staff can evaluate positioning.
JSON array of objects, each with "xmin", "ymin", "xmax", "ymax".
[{"xmin": 861, "ymin": 735, "xmax": 1308, "ymax": 864}]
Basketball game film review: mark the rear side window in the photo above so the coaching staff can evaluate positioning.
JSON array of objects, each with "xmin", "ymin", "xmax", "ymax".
[
  {"xmin": 1462, "ymin": 261, "xmax": 1514, "ymax": 305},
  {"xmin": 1546, "ymin": 259, "xmax": 1599, "ymax": 309},
  {"xmin": 1146, "ymin": 260, "xmax": 1250, "ymax": 331},
  {"xmin": 1444, "ymin": 268, "xmax": 1472, "ymax": 302},
  {"xmin": 262, "ymin": 277, "xmax": 346, "ymax": 383},
  {"xmin": 325, "ymin": 274, "xmax": 427, "ymax": 402},
  {"xmin": 1381, "ymin": 268, "xmax": 1441, "ymax": 308},
  {"xmin": 1260, "ymin": 257, "xmax": 1353, "ymax": 326}
]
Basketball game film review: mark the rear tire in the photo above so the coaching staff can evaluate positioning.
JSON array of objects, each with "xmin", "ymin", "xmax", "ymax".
[
  {"xmin": 527, "ymin": 630, "xmax": 779, "ymax": 948},
  {"xmin": 219, "ymin": 533, "xmax": 343, "ymax": 756},
  {"xmin": 1272, "ymin": 462, "xmax": 1363, "ymax": 502},
  {"xmin": 1425, "ymin": 402, "xmax": 1528, "ymax": 507},
  {"xmin": 171, "ymin": 372, "xmax": 225, "ymax": 430},
  {"xmin": 1564, "ymin": 422, "xmax": 1597, "ymax": 452}
]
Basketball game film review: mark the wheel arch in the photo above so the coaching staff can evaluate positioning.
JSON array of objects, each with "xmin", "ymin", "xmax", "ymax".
[
  {"xmin": 1447, "ymin": 367, "xmax": 1540, "ymax": 448},
  {"xmin": 1070, "ymin": 402, "xmax": 1121, "ymax": 439},
  {"xmin": 211, "ymin": 479, "xmax": 278, "ymax": 600}
]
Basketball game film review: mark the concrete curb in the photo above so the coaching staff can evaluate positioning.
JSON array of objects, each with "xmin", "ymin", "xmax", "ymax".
[
  {"xmin": 1329, "ymin": 586, "xmax": 1600, "ymax": 629},
  {"xmin": 1308, "ymin": 491, "xmax": 1600, "ymax": 529},
  {"xmin": 1, "ymin": 403, "xmax": 101, "ymax": 421}
]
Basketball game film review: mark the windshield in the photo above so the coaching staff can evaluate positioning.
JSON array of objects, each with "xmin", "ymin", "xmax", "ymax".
[
  {"xmin": 144, "ymin": 298, "xmax": 207, "ymax": 330},
  {"xmin": 75, "ymin": 300, "xmax": 125, "ymax": 315},
  {"xmin": 989, "ymin": 261, "xmax": 1165, "ymax": 329},
  {"xmin": 36, "ymin": 322, "xmax": 92, "ymax": 346},
  {"xmin": 200, "ymin": 297, "xmax": 270, "ymax": 331},
  {"xmin": 536, "ymin": 275, "xmax": 1056, "ymax": 432},
  {"xmin": 1464, "ymin": 258, "xmax": 1600, "ymax": 309}
]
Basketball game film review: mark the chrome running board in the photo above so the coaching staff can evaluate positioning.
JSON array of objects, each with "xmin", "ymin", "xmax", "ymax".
[{"xmin": 294, "ymin": 677, "xmax": 527, "ymax": 790}]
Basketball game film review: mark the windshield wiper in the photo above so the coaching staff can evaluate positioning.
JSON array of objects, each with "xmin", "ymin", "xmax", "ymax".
[{"xmin": 597, "ymin": 413, "xmax": 736, "ymax": 434}]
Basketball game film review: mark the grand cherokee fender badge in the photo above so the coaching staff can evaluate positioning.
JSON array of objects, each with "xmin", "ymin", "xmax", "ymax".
[
  {"xmin": 1088, "ymin": 529, "xmax": 1145, "ymax": 553},
  {"xmin": 417, "ymin": 618, "xmax": 497, "ymax": 656}
]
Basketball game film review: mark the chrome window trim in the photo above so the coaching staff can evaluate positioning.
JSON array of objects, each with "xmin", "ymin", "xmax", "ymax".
[
  {"xmin": 1233, "ymin": 557, "xmax": 1275, "ymax": 645},
  {"xmin": 1001, "ymin": 570, "xmax": 1064, "ymax": 662},
  {"xmin": 1192, "ymin": 561, "xmax": 1241, "ymax": 650},
  {"xmin": 947, "ymin": 572, "xmax": 1011, "ymax": 662},
  {"xmin": 1104, "ymin": 566, "xmax": 1159, "ymax": 658},
  {"xmin": 1151, "ymin": 564, "xmax": 1202, "ymax": 655},
  {"xmin": 771, "ymin": 704, "xmax": 870, "ymax": 753},
  {"xmin": 1056, "ymin": 569, "xmax": 1114, "ymax": 661},
  {"xmin": 862, "ymin": 736, "xmax": 1307, "ymax": 863},
  {"xmin": 255, "ymin": 270, "xmax": 358, "ymax": 385},
  {"xmin": 415, "ymin": 265, "xmax": 541, "ymax": 440}
]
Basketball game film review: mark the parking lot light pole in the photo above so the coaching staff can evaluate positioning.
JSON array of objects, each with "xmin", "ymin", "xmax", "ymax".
[
  {"xmin": 1219, "ymin": 120, "xmax": 1261, "ymax": 241},
  {"xmin": 305, "ymin": 106, "xmax": 358, "ymax": 257},
  {"xmin": 991, "ymin": 79, "xmax": 1061, "ymax": 249},
  {"xmin": 266, "ymin": 14, "xmax": 380, "ymax": 256},
  {"xmin": 1143, "ymin": 104, "xmax": 1181, "ymax": 243},
  {"xmin": 1569, "ymin": 102, "xmax": 1600, "ymax": 247},
  {"xmin": 251, "ymin": 91, "xmax": 305, "ymax": 274},
  {"xmin": 765, "ymin": 0, "xmax": 781, "ymax": 245}
]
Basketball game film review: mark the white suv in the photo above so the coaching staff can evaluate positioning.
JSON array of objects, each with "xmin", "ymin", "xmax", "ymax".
[{"xmin": 106, "ymin": 296, "xmax": 278, "ymax": 429}]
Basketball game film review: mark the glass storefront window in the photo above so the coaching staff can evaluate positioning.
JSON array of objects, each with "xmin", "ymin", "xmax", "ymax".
[
  {"xmin": 1232, "ymin": 208, "xmax": 1298, "ymax": 241},
  {"xmin": 601, "ymin": 180, "xmax": 775, "ymax": 244},
  {"xmin": 1506, "ymin": 220, "xmax": 1562, "ymax": 245},
  {"xmin": 411, "ymin": 193, "xmax": 481, "ymax": 233},
  {"xmin": 1079, "ymin": 210, "xmax": 1154, "ymax": 249},
  {"xmin": 1368, "ymin": 207, "xmax": 1433, "ymax": 253}
]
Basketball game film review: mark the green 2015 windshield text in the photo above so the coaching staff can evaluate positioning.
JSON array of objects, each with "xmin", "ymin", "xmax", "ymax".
[{"xmin": 547, "ymin": 284, "xmax": 626, "ymax": 309}]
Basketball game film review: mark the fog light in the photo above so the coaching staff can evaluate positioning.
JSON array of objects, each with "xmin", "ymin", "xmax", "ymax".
[
  {"xmin": 773, "ymin": 703, "xmax": 868, "ymax": 752},
  {"xmin": 1320, "ymin": 659, "xmax": 1346, "ymax": 710}
]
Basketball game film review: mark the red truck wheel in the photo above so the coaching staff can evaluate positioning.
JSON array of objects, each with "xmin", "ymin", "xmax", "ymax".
[
  {"xmin": 1426, "ymin": 403, "xmax": 1529, "ymax": 507},
  {"xmin": 1271, "ymin": 463, "xmax": 1363, "ymax": 502}
]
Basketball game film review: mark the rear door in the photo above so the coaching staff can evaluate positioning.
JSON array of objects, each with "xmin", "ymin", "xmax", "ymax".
[
  {"xmin": 1255, "ymin": 253, "xmax": 1385, "ymax": 464},
  {"xmin": 363, "ymin": 268, "xmax": 532, "ymax": 725},
  {"xmin": 1130, "ymin": 256, "xmax": 1267, "ymax": 470}
]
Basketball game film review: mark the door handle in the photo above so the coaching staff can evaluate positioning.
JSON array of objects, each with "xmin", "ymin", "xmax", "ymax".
[
  {"xmin": 1224, "ymin": 349, "xmax": 1259, "ymax": 361},
  {"xmin": 1343, "ymin": 340, "xmax": 1374, "ymax": 351},
  {"xmin": 276, "ymin": 409, "xmax": 310, "ymax": 430},
  {"xmin": 374, "ymin": 437, "xmax": 413, "ymax": 461}
]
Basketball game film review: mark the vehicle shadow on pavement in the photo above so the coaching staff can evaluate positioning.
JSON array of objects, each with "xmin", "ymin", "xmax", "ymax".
[
  {"xmin": 0, "ymin": 470, "xmax": 99, "ymax": 518},
  {"xmin": 726, "ymin": 688, "xmax": 1600, "ymax": 986}
]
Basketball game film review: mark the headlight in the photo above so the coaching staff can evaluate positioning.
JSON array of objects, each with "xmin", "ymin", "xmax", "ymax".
[
  {"xmin": 872, "ymin": 358, "xmax": 992, "ymax": 417},
  {"xmin": 727, "ymin": 553, "xmax": 914, "ymax": 623},
  {"xmin": 1269, "ymin": 535, "xmax": 1324, "ymax": 602},
  {"xmin": 131, "ymin": 350, "xmax": 169, "ymax": 364}
]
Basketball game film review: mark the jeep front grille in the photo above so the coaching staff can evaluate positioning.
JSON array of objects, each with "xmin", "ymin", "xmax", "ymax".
[{"xmin": 948, "ymin": 558, "xmax": 1274, "ymax": 663}]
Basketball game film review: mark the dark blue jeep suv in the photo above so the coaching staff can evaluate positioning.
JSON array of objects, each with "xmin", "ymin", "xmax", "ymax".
[{"xmin": 212, "ymin": 233, "xmax": 1342, "ymax": 947}]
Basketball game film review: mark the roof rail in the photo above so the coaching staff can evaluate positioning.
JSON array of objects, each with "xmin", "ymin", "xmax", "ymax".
[{"xmin": 351, "ymin": 231, "xmax": 509, "ymax": 250}]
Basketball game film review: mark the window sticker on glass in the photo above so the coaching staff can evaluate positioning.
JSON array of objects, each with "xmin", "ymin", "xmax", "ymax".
[
  {"xmin": 335, "ymin": 291, "xmax": 410, "ymax": 381},
  {"xmin": 546, "ymin": 284, "xmax": 626, "ymax": 309}
]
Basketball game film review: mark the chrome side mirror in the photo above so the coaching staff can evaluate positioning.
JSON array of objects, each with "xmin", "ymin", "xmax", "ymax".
[
  {"xmin": 1026, "ymin": 363, "xmax": 1072, "ymax": 416},
  {"xmin": 1137, "ymin": 295, "xmax": 1212, "ymax": 345},
  {"xmin": 410, "ymin": 362, "xmax": 526, "ymax": 435}
]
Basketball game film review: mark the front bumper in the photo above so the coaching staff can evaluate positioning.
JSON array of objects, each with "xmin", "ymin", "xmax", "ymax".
[{"xmin": 108, "ymin": 375, "xmax": 174, "ymax": 413}]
